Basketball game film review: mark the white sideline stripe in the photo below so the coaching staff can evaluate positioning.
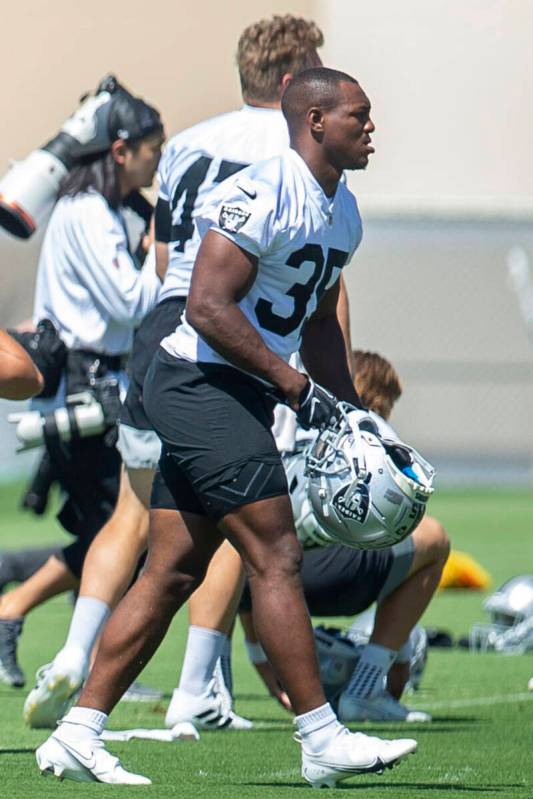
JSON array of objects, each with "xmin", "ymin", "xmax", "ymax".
[{"xmin": 422, "ymin": 691, "xmax": 533, "ymax": 710}]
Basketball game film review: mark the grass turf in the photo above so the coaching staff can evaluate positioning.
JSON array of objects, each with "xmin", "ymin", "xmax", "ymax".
[{"xmin": 0, "ymin": 483, "xmax": 532, "ymax": 797}]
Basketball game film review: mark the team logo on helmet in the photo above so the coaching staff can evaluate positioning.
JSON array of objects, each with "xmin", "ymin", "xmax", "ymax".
[
  {"xmin": 332, "ymin": 483, "xmax": 370, "ymax": 524},
  {"xmin": 219, "ymin": 204, "xmax": 251, "ymax": 234}
]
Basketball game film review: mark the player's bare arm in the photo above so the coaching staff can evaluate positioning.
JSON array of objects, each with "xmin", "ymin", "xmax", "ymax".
[
  {"xmin": 0, "ymin": 329, "xmax": 43, "ymax": 400},
  {"xmin": 337, "ymin": 276, "xmax": 356, "ymax": 377},
  {"xmin": 300, "ymin": 280, "xmax": 362, "ymax": 407},
  {"xmin": 187, "ymin": 228, "xmax": 308, "ymax": 408}
]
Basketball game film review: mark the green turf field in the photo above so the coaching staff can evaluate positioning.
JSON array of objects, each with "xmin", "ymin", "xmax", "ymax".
[{"xmin": 0, "ymin": 483, "xmax": 532, "ymax": 797}]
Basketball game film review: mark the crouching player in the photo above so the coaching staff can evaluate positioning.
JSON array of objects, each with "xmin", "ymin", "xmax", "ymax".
[{"xmin": 240, "ymin": 350, "xmax": 450, "ymax": 722}]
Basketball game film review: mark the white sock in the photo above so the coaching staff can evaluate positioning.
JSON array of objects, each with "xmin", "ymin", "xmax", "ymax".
[
  {"xmin": 218, "ymin": 635, "xmax": 233, "ymax": 697},
  {"xmin": 59, "ymin": 597, "xmax": 111, "ymax": 670},
  {"xmin": 58, "ymin": 706, "xmax": 108, "ymax": 740},
  {"xmin": 295, "ymin": 702, "xmax": 343, "ymax": 755},
  {"xmin": 178, "ymin": 625, "xmax": 226, "ymax": 696},
  {"xmin": 344, "ymin": 643, "xmax": 396, "ymax": 699}
]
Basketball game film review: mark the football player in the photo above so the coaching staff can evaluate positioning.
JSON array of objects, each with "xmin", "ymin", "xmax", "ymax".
[
  {"xmin": 36, "ymin": 68, "xmax": 418, "ymax": 788},
  {"xmin": 24, "ymin": 14, "xmax": 343, "ymax": 730}
]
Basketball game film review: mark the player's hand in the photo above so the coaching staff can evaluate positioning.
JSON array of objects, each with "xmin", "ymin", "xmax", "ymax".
[
  {"xmin": 253, "ymin": 661, "xmax": 292, "ymax": 713},
  {"xmin": 296, "ymin": 379, "xmax": 339, "ymax": 431}
]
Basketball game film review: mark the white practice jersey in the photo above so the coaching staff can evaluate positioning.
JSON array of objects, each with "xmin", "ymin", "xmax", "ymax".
[
  {"xmin": 163, "ymin": 148, "xmax": 362, "ymax": 368},
  {"xmin": 33, "ymin": 192, "xmax": 160, "ymax": 355},
  {"xmin": 157, "ymin": 105, "xmax": 290, "ymax": 302}
]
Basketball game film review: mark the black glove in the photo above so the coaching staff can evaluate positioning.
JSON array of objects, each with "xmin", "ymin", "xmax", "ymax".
[{"xmin": 296, "ymin": 380, "xmax": 340, "ymax": 431}]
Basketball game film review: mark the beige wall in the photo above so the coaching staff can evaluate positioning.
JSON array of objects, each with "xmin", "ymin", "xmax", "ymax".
[
  {"xmin": 0, "ymin": 0, "xmax": 313, "ymax": 323},
  {"xmin": 1, "ymin": 0, "xmax": 312, "ymax": 163},
  {"xmin": 314, "ymin": 0, "xmax": 530, "ymax": 218}
]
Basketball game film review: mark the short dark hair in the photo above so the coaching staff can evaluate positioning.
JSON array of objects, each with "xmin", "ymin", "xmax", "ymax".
[
  {"xmin": 281, "ymin": 66, "xmax": 358, "ymax": 132},
  {"xmin": 237, "ymin": 15, "xmax": 323, "ymax": 103}
]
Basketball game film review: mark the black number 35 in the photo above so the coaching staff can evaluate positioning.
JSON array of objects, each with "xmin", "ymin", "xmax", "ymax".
[{"xmin": 255, "ymin": 244, "xmax": 348, "ymax": 337}]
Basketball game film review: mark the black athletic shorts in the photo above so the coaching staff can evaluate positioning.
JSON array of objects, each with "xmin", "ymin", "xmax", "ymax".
[
  {"xmin": 239, "ymin": 538, "xmax": 414, "ymax": 616},
  {"xmin": 145, "ymin": 348, "xmax": 288, "ymax": 521},
  {"xmin": 120, "ymin": 297, "xmax": 186, "ymax": 431}
]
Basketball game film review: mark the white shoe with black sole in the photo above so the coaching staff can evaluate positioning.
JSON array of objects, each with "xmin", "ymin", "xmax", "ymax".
[{"xmin": 300, "ymin": 727, "xmax": 417, "ymax": 788}]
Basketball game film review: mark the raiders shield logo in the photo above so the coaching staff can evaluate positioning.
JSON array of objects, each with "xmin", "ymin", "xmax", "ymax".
[
  {"xmin": 333, "ymin": 484, "xmax": 370, "ymax": 524},
  {"xmin": 219, "ymin": 204, "xmax": 251, "ymax": 234}
]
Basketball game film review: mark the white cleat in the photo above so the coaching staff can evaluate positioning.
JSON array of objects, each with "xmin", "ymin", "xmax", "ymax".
[
  {"xmin": 300, "ymin": 727, "xmax": 417, "ymax": 788},
  {"xmin": 24, "ymin": 649, "xmax": 87, "ymax": 729},
  {"xmin": 165, "ymin": 682, "xmax": 253, "ymax": 731},
  {"xmin": 338, "ymin": 689, "xmax": 432, "ymax": 723},
  {"xmin": 528, "ymin": 676, "xmax": 533, "ymax": 691},
  {"xmin": 36, "ymin": 729, "xmax": 151, "ymax": 785}
]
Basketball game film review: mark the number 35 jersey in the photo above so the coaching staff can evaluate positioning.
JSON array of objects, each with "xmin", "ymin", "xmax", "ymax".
[
  {"xmin": 156, "ymin": 105, "xmax": 290, "ymax": 301},
  {"xmin": 162, "ymin": 147, "xmax": 362, "ymax": 367}
]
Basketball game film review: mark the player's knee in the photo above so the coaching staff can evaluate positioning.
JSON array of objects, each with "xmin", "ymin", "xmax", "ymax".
[
  {"xmin": 246, "ymin": 532, "xmax": 303, "ymax": 584},
  {"xmin": 143, "ymin": 564, "xmax": 203, "ymax": 607},
  {"xmin": 260, "ymin": 535, "xmax": 303, "ymax": 582},
  {"xmin": 414, "ymin": 515, "xmax": 450, "ymax": 566}
]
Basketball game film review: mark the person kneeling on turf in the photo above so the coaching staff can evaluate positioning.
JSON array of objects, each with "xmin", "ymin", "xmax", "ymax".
[{"xmin": 239, "ymin": 350, "xmax": 450, "ymax": 722}]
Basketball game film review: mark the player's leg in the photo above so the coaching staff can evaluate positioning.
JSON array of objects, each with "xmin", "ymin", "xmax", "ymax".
[
  {"xmin": 0, "ymin": 555, "xmax": 77, "ymax": 620},
  {"xmin": 339, "ymin": 516, "xmax": 449, "ymax": 722},
  {"xmin": 165, "ymin": 539, "xmax": 249, "ymax": 729},
  {"xmin": 0, "ymin": 545, "xmax": 63, "ymax": 592},
  {"xmin": 76, "ymin": 466, "xmax": 151, "ymax": 606},
  {"xmin": 0, "ymin": 555, "xmax": 77, "ymax": 687},
  {"xmin": 36, "ymin": 505, "xmax": 222, "ymax": 785},
  {"xmin": 219, "ymin": 494, "xmax": 416, "ymax": 788},
  {"xmin": 2, "ymin": 432, "xmax": 120, "ymax": 688},
  {"xmin": 371, "ymin": 516, "xmax": 450, "ymax": 652},
  {"xmin": 23, "ymin": 465, "xmax": 152, "ymax": 726}
]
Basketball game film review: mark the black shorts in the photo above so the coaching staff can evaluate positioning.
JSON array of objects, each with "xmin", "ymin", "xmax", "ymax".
[
  {"xmin": 145, "ymin": 348, "xmax": 288, "ymax": 521},
  {"xmin": 120, "ymin": 297, "xmax": 186, "ymax": 431},
  {"xmin": 239, "ymin": 538, "xmax": 414, "ymax": 616}
]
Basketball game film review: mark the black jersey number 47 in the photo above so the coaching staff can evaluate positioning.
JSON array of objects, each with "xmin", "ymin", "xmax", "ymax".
[
  {"xmin": 170, "ymin": 157, "xmax": 249, "ymax": 252},
  {"xmin": 255, "ymin": 245, "xmax": 349, "ymax": 337}
]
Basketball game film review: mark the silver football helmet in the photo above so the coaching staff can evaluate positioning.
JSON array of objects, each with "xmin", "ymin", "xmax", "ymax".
[
  {"xmin": 306, "ymin": 405, "xmax": 435, "ymax": 550},
  {"xmin": 284, "ymin": 449, "xmax": 331, "ymax": 548},
  {"xmin": 469, "ymin": 575, "xmax": 533, "ymax": 653}
]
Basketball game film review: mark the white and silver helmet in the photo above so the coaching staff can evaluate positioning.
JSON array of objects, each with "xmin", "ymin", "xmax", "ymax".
[
  {"xmin": 305, "ymin": 405, "xmax": 435, "ymax": 550},
  {"xmin": 469, "ymin": 575, "xmax": 533, "ymax": 653},
  {"xmin": 284, "ymin": 449, "xmax": 332, "ymax": 549}
]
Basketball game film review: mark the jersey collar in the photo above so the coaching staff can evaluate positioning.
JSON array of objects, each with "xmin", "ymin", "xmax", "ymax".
[
  {"xmin": 241, "ymin": 104, "xmax": 283, "ymax": 115},
  {"xmin": 287, "ymin": 148, "xmax": 338, "ymax": 222}
]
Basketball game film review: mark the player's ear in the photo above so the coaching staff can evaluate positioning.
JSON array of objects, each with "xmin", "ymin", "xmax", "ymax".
[
  {"xmin": 279, "ymin": 72, "xmax": 293, "ymax": 96},
  {"xmin": 308, "ymin": 107, "xmax": 325, "ymax": 135}
]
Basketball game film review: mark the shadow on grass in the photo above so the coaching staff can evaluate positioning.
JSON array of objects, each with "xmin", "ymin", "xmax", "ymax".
[
  {"xmin": 0, "ymin": 748, "xmax": 35, "ymax": 754},
  {"xmin": 246, "ymin": 781, "xmax": 524, "ymax": 792}
]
